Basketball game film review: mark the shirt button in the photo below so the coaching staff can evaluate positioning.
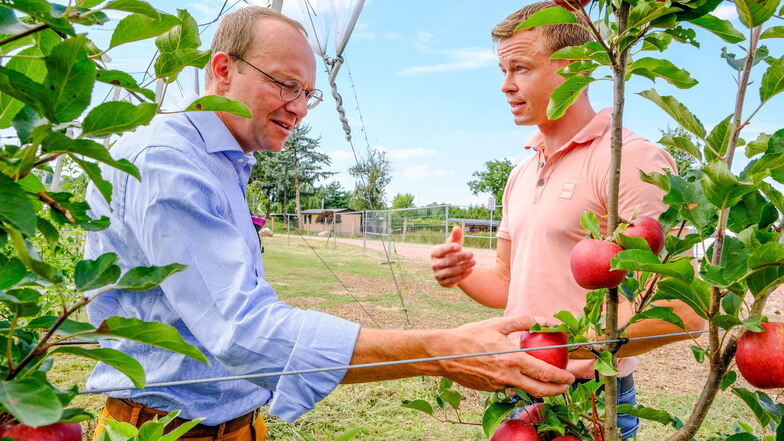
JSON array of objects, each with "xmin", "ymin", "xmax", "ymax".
[
  {"xmin": 537, "ymin": 179, "xmax": 545, "ymax": 186},
  {"xmin": 539, "ymin": 161, "xmax": 545, "ymax": 167}
]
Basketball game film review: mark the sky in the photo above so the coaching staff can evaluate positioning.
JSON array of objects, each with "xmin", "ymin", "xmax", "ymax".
[{"xmin": 10, "ymin": 0, "xmax": 784, "ymax": 207}]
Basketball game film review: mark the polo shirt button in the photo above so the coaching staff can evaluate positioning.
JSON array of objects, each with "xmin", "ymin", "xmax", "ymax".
[
  {"xmin": 539, "ymin": 161, "xmax": 545, "ymax": 167},
  {"xmin": 537, "ymin": 179, "xmax": 545, "ymax": 186}
]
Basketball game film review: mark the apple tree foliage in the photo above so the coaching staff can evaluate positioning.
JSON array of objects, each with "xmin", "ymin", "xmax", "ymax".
[
  {"xmin": 404, "ymin": 0, "xmax": 784, "ymax": 439},
  {"xmin": 0, "ymin": 0, "xmax": 253, "ymax": 428}
]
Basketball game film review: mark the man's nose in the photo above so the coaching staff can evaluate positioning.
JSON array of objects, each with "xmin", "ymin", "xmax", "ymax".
[
  {"xmin": 284, "ymin": 94, "xmax": 309, "ymax": 119},
  {"xmin": 500, "ymin": 73, "xmax": 517, "ymax": 94}
]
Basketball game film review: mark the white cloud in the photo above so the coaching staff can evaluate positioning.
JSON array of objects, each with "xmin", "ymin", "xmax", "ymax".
[
  {"xmin": 325, "ymin": 150, "xmax": 355, "ymax": 160},
  {"xmin": 398, "ymin": 47, "xmax": 496, "ymax": 75},
  {"xmin": 713, "ymin": 4, "xmax": 739, "ymax": 20},
  {"xmin": 399, "ymin": 165, "xmax": 453, "ymax": 179},
  {"xmin": 417, "ymin": 31, "xmax": 434, "ymax": 42}
]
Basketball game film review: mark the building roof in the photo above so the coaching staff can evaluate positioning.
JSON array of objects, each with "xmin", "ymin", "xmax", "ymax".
[
  {"xmin": 300, "ymin": 208, "xmax": 354, "ymax": 214},
  {"xmin": 447, "ymin": 218, "xmax": 501, "ymax": 227}
]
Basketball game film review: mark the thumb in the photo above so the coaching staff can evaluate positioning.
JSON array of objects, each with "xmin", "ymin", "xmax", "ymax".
[
  {"xmin": 448, "ymin": 226, "xmax": 463, "ymax": 245},
  {"xmin": 494, "ymin": 315, "xmax": 537, "ymax": 335}
]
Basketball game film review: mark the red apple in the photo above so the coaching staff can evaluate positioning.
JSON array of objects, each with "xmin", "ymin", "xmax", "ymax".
[
  {"xmin": 520, "ymin": 332, "xmax": 569, "ymax": 369},
  {"xmin": 0, "ymin": 423, "xmax": 82, "ymax": 441},
  {"xmin": 735, "ymin": 322, "xmax": 784, "ymax": 389},
  {"xmin": 551, "ymin": 435, "xmax": 581, "ymax": 441},
  {"xmin": 553, "ymin": 0, "xmax": 591, "ymax": 11},
  {"xmin": 490, "ymin": 419, "xmax": 540, "ymax": 441},
  {"xmin": 622, "ymin": 216, "xmax": 665, "ymax": 255},
  {"xmin": 570, "ymin": 239, "xmax": 627, "ymax": 289},
  {"xmin": 518, "ymin": 402, "xmax": 544, "ymax": 424}
]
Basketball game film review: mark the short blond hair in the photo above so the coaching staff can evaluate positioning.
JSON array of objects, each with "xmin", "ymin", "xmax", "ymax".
[
  {"xmin": 492, "ymin": 2, "xmax": 591, "ymax": 54},
  {"xmin": 205, "ymin": 7, "xmax": 307, "ymax": 83}
]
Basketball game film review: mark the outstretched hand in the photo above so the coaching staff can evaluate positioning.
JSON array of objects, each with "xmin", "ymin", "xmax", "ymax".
[{"xmin": 431, "ymin": 226, "xmax": 476, "ymax": 288}]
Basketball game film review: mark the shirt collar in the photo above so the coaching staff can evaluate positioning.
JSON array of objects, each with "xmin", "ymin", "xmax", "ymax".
[
  {"xmin": 184, "ymin": 110, "xmax": 256, "ymax": 166},
  {"xmin": 522, "ymin": 108, "xmax": 612, "ymax": 154}
]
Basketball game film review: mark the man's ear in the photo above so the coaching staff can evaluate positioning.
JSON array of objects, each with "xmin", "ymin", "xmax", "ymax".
[{"xmin": 210, "ymin": 51, "xmax": 233, "ymax": 92}]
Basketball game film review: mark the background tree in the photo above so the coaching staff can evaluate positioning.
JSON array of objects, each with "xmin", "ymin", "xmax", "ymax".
[
  {"xmin": 349, "ymin": 147, "xmax": 391, "ymax": 210},
  {"xmin": 391, "ymin": 193, "xmax": 415, "ymax": 209},
  {"xmin": 250, "ymin": 124, "xmax": 333, "ymax": 217},
  {"xmin": 467, "ymin": 158, "xmax": 514, "ymax": 204},
  {"xmin": 658, "ymin": 125, "xmax": 701, "ymax": 176}
]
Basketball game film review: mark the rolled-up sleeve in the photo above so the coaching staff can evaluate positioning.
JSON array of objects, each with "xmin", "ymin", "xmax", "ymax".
[{"xmin": 126, "ymin": 146, "xmax": 361, "ymax": 422}]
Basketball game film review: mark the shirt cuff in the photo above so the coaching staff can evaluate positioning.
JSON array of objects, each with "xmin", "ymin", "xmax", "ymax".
[{"xmin": 268, "ymin": 310, "xmax": 361, "ymax": 422}]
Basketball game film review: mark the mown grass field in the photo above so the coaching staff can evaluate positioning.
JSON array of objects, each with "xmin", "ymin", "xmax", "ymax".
[{"xmin": 51, "ymin": 236, "xmax": 775, "ymax": 440}]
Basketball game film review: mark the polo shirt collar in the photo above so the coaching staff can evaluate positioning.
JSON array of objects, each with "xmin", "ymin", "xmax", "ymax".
[
  {"xmin": 522, "ymin": 108, "xmax": 612, "ymax": 154},
  {"xmin": 184, "ymin": 110, "xmax": 255, "ymax": 165}
]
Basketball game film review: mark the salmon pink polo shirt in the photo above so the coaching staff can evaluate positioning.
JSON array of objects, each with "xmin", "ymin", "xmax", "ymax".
[{"xmin": 498, "ymin": 108, "xmax": 677, "ymax": 378}]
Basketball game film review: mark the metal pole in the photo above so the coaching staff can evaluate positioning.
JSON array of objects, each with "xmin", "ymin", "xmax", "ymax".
[
  {"xmin": 363, "ymin": 211, "xmax": 367, "ymax": 254},
  {"xmin": 444, "ymin": 205, "xmax": 449, "ymax": 241},
  {"xmin": 271, "ymin": 0, "xmax": 284, "ymax": 12},
  {"xmin": 332, "ymin": 213, "xmax": 336, "ymax": 249},
  {"xmin": 489, "ymin": 207, "xmax": 494, "ymax": 249},
  {"xmin": 287, "ymin": 214, "xmax": 290, "ymax": 246}
]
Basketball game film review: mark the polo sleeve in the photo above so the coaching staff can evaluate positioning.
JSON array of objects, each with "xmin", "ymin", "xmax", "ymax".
[
  {"xmin": 125, "ymin": 146, "xmax": 361, "ymax": 422},
  {"xmin": 604, "ymin": 138, "xmax": 678, "ymax": 220}
]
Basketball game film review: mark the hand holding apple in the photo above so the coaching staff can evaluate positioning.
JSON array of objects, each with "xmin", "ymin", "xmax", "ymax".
[{"xmin": 520, "ymin": 331, "xmax": 569, "ymax": 369}]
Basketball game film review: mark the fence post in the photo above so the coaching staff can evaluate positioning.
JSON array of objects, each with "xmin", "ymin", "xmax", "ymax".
[
  {"xmin": 286, "ymin": 214, "xmax": 291, "ymax": 246},
  {"xmin": 489, "ymin": 207, "xmax": 494, "ymax": 249},
  {"xmin": 444, "ymin": 205, "xmax": 449, "ymax": 241},
  {"xmin": 387, "ymin": 209, "xmax": 392, "ymax": 256},
  {"xmin": 332, "ymin": 213, "xmax": 337, "ymax": 249}
]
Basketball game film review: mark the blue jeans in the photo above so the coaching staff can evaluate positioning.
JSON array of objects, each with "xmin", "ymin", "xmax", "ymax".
[{"xmin": 509, "ymin": 377, "xmax": 640, "ymax": 440}]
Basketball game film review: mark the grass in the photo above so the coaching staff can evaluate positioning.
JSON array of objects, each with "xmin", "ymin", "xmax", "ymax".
[{"xmin": 51, "ymin": 237, "xmax": 775, "ymax": 440}]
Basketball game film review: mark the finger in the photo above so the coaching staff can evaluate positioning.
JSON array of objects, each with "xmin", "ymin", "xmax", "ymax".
[
  {"xmin": 515, "ymin": 353, "xmax": 575, "ymax": 386},
  {"xmin": 506, "ymin": 374, "xmax": 571, "ymax": 398},
  {"xmin": 430, "ymin": 242, "xmax": 461, "ymax": 258},
  {"xmin": 439, "ymin": 274, "xmax": 468, "ymax": 287},
  {"xmin": 449, "ymin": 226, "xmax": 463, "ymax": 245},
  {"xmin": 492, "ymin": 315, "xmax": 538, "ymax": 335},
  {"xmin": 431, "ymin": 253, "xmax": 475, "ymax": 271}
]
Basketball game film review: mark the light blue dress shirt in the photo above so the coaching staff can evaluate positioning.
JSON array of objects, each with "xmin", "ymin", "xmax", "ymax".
[{"xmin": 84, "ymin": 111, "xmax": 361, "ymax": 425}]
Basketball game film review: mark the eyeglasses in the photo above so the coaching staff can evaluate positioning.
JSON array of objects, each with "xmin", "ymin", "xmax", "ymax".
[{"xmin": 231, "ymin": 55, "xmax": 323, "ymax": 110}]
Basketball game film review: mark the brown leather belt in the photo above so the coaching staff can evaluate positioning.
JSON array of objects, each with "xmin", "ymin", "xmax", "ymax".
[{"xmin": 105, "ymin": 397, "xmax": 259, "ymax": 437}]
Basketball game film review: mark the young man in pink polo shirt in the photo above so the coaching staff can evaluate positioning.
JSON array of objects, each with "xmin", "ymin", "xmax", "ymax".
[{"xmin": 430, "ymin": 2, "xmax": 705, "ymax": 438}]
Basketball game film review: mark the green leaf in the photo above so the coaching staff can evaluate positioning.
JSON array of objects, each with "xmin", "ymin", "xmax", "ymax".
[
  {"xmin": 82, "ymin": 101, "xmax": 157, "ymax": 137},
  {"xmin": 579, "ymin": 210, "xmax": 601, "ymax": 239},
  {"xmin": 109, "ymin": 13, "xmax": 180, "ymax": 48},
  {"xmin": 556, "ymin": 60, "xmax": 600, "ymax": 78},
  {"xmin": 0, "ymin": 46, "xmax": 45, "ymax": 129},
  {"xmin": 722, "ymin": 292, "xmax": 743, "ymax": 315},
  {"xmin": 642, "ymin": 32, "xmax": 673, "ymax": 52},
  {"xmin": 551, "ymin": 42, "xmax": 611, "ymax": 65},
  {"xmin": 701, "ymin": 160, "xmax": 756, "ymax": 209},
  {"xmin": 0, "ymin": 64, "xmax": 49, "ymax": 127},
  {"xmin": 733, "ymin": 387, "xmax": 771, "ymax": 427},
  {"xmin": 72, "ymin": 158, "xmax": 113, "ymax": 205},
  {"xmin": 617, "ymin": 404, "xmax": 681, "ymax": 426},
  {"xmin": 712, "ymin": 314, "xmax": 743, "ymax": 330},
  {"xmin": 0, "ymin": 254, "xmax": 27, "ymax": 290},
  {"xmin": 611, "ymin": 249, "xmax": 694, "ymax": 281},
  {"xmin": 742, "ymin": 316, "xmax": 766, "ymax": 332},
  {"xmin": 53, "ymin": 347, "xmax": 145, "ymax": 388},
  {"xmin": 42, "ymin": 35, "xmax": 96, "ymax": 123},
  {"xmin": 628, "ymin": 2, "xmax": 680, "ymax": 30},
  {"xmin": 154, "ymin": 48, "xmax": 211, "ymax": 83},
  {"xmin": 95, "ymin": 69, "xmax": 156, "ymax": 101},
  {"xmin": 0, "ymin": 287, "xmax": 41, "ymax": 316},
  {"xmin": 0, "ymin": 378, "xmax": 62, "ymax": 426},
  {"xmin": 639, "ymin": 89, "xmax": 706, "ymax": 140},
  {"xmin": 658, "ymin": 134, "xmax": 702, "ymax": 162},
  {"xmin": 185, "ymin": 95, "xmax": 252, "ymax": 118},
  {"xmin": 515, "ymin": 6, "xmax": 577, "ymax": 30},
  {"xmin": 594, "ymin": 351, "xmax": 618, "ymax": 376},
  {"xmin": 103, "ymin": 0, "xmax": 160, "ymax": 19},
  {"xmin": 401, "ymin": 399, "xmax": 433, "ymax": 414},
  {"xmin": 0, "ymin": 173, "xmax": 38, "ymax": 237},
  {"xmin": 438, "ymin": 377, "xmax": 453, "ymax": 393},
  {"xmin": 706, "ymin": 115, "xmax": 732, "ymax": 160},
  {"xmin": 721, "ymin": 370, "xmax": 737, "ymax": 390},
  {"xmin": 59, "ymin": 408, "xmax": 95, "ymax": 424},
  {"xmin": 482, "ymin": 402, "xmax": 516, "ymax": 438},
  {"xmin": 690, "ymin": 345, "xmax": 705, "ymax": 363},
  {"xmin": 102, "ymin": 418, "xmax": 139, "ymax": 441},
  {"xmin": 749, "ymin": 242, "xmax": 784, "ymax": 269},
  {"xmin": 761, "ymin": 26, "xmax": 784, "ymax": 39},
  {"xmin": 734, "ymin": 0, "xmax": 780, "ymax": 28},
  {"xmin": 114, "ymin": 263, "xmax": 186, "ymax": 291},
  {"xmin": 629, "ymin": 58, "xmax": 697, "ymax": 89},
  {"xmin": 547, "ymin": 76, "xmax": 594, "ymax": 120},
  {"xmin": 554, "ymin": 310, "xmax": 581, "ymax": 330},
  {"xmin": 6, "ymin": 226, "xmax": 63, "ymax": 283},
  {"xmin": 664, "ymin": 234, "xmax": 702, "ymax": 256},
  {"xmin": 157, "ymin": 416, "xmax": 205, "ymax": 441},
  {"xmin": 438, "ymin": 389, "xmax": 463, "ymax": 410},
  {"xmin": 746, "ymin": 133, "xmax": 772, "ymax": 158},
  {"xmin": 653, "ymin": 277, "xmax": 711, "ymax": 319},
  {"xmin": 27, "ymin": 316, "xmax": 96, "ymax": 336},
  {"xmin": 36, "ymin": 216, "xmax": 58, "ymax": 246},
  {"xmin": 760, "ymin": 56, "xmax": 784, "ymax": 104},
  {"xmin": 688, "ymin": 14, "xmax": 745, "ymax": 43},
  {"xmin": 0, "ymin": 6, "xmax": 32, "ymax": 34},
  {"xmin": 74, "ymin": 253, "xmax": 121, "ymax": 291},
  {"xmin": 628, "ymin": 306, "xmax": 686, "ymax": 329},
  {"xmin": 639, "ymin": 170, "xmax": 671, "ymax": 192},
  {"xmin": 41, "ymin": 130, "xmax": 140, "ymax": 180},
  {"xmin": 94, "ymin": 316, "xmax": 208, "ymax": 364},
  {"xmin": 155, "ymin": 9, "xmax": 200, "ymax": 52},
  {"xmin": 616, "ymin": 232, "xmax": 652, "ymax": 252}
]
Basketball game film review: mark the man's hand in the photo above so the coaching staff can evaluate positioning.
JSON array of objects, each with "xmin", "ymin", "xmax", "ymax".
[
  {"xmin": 435, "ymin": 315, "xmax": 574, "ymax": 397},
  {"xmin": 431, "ymin": 226, "xmax": 476, "ymax": 288}
]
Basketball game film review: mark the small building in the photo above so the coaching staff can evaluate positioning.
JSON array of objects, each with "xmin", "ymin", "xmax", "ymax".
[
  {"xmin": 447, "ymin": 218, "xmax": 501, "ymax": 234},
  {"xmin": 300, "ymin": 208, "xmax": 363, "ymax": 235}
]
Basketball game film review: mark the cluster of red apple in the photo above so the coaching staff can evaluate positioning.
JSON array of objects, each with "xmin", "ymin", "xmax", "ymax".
[{"xmin": 570, "ymin": 216, "xmax": 665, "ymax": 290}]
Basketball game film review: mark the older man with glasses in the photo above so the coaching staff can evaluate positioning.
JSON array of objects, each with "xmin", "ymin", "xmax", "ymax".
[{"xmin": 85, "ymin": 7, "xmax": 576, "ymax": 441}]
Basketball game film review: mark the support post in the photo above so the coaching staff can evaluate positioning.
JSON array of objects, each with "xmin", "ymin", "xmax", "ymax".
[{"xmin": 444, "ymin": 205, "xmax": 449, "ymax": 241}]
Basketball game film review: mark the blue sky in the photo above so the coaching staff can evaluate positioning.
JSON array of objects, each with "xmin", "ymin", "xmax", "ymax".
[{"xmin": 37, "ymin": 1, "xmax": 784, "ymax": 206}]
